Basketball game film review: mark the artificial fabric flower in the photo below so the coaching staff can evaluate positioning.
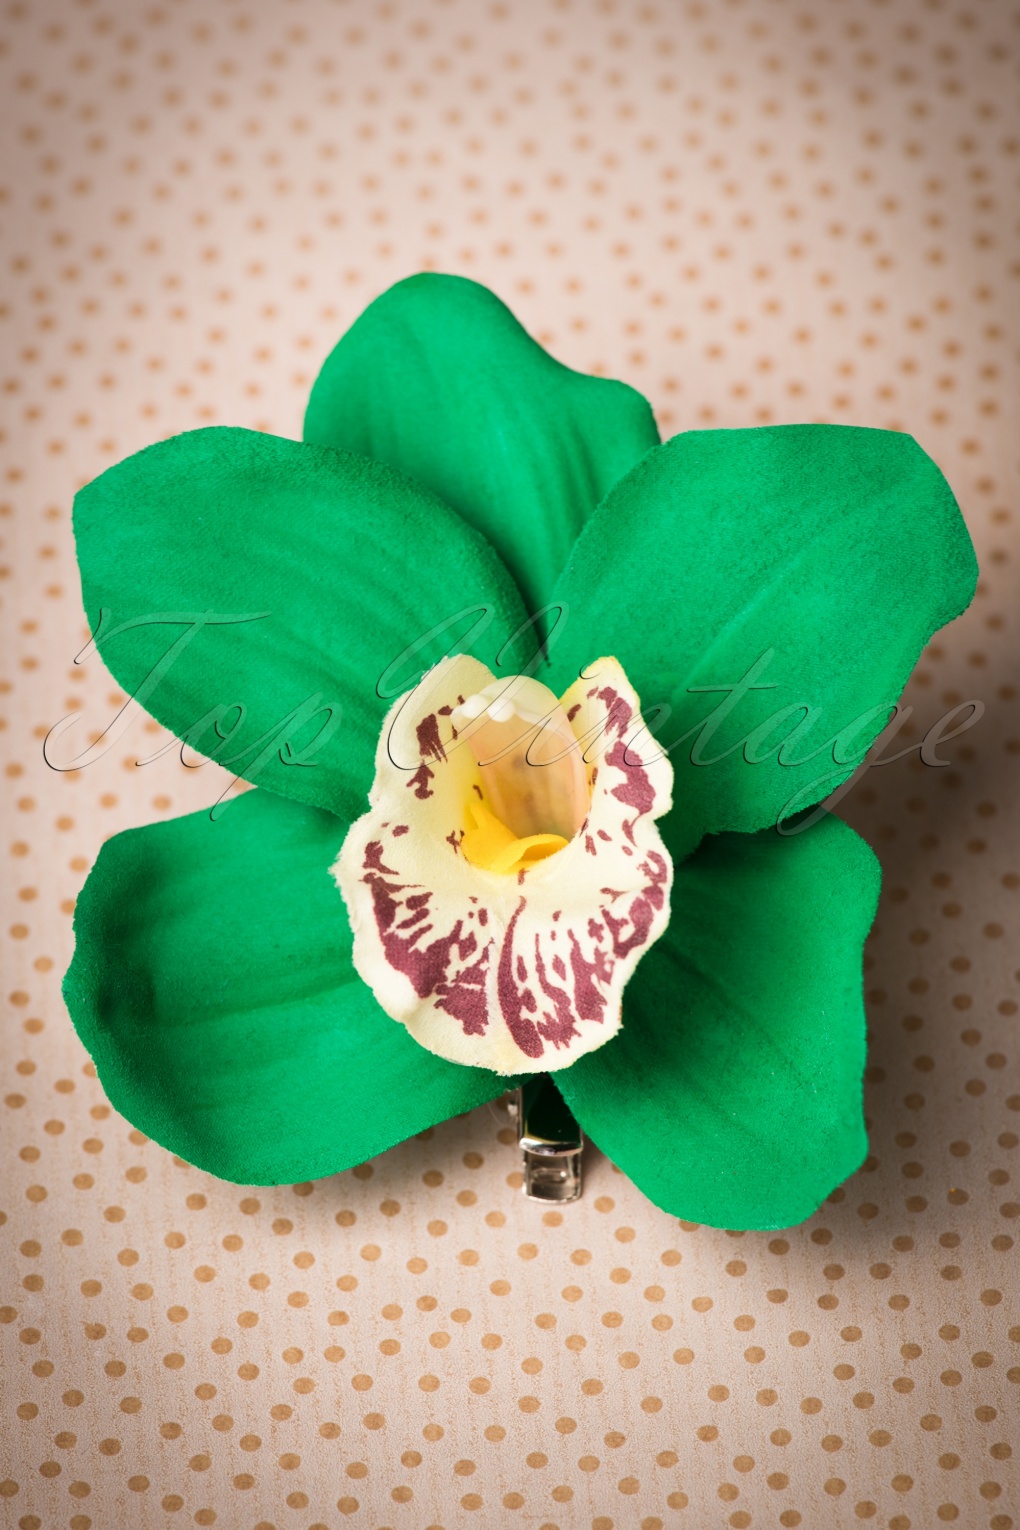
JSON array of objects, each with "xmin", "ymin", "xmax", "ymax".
[{"xmin": 64, "ymin": 274, "xmax": 976, "ymax": 1228}]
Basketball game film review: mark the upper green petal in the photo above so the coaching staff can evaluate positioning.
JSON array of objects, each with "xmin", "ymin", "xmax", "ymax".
[
  {"xmin": 303, "ymin": 273, "xmax": 660, "ymax": 622},
  {"xmin": 548, "ymin": 425, "xmax": 978, "ymax": 856},
  {"xmin": 555, "ymin": 812, "xmax": 880, "ymax": 1229},
  {"xmin": 64, "ymin": 788, "xmax": 515, "ymax": 1185},
  {"xmin": 72, "ymin": 426, "xmax": 528, "ymax": 820}
]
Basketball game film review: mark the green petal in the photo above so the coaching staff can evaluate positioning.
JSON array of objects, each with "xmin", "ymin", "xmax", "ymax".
[
  {"xmin": 73, "ymin": 426, "xmax": 528, "ymax": 820},
  {"xmin": 549, "ymin": 426, "xmax": 977, "ymax": 856},
  {"xmin": 63, "ymin": 789, "xmax": 514, "ymax": 1185},
  {"xmin": 555, "ymin": 814, "xmax": 880, "ymax": 1229},
  {"xmin": 303, "ymin": 273, "xmax": 660, "ymax": 621}
]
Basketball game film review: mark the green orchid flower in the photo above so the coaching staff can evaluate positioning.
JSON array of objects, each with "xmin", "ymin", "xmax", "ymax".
[{"xmin": 63, "ymin": 273, "xmax": 977, "ymax": 1229}]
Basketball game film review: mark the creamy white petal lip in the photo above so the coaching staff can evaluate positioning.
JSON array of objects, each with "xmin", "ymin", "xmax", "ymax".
[{"xmin": 334, "ymin": 653, "xmax": 674, "ymax": 1076}]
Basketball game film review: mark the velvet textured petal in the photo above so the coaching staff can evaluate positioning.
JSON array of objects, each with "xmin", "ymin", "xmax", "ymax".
[
  {"xmin": 303, "ymin": 273, "xmax": 661, "ymax": 621},
  {"xmin": 549, "ymin": 425, "xmax": 978, "ymax": 857},
  {"xmin": 555, "ymin": 813, "xmax": 881, "ymax": 1230},
  {"xmin": 72, "ymin": 427, "xmax": 529, "ymax": 821},
  {"xmin": 63, "ymin": 789, "xmax": 516, "ymax": 1185}
]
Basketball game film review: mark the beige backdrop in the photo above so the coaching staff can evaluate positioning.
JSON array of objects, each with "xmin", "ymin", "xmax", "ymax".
[{"xmin": 1, "ymin": 1, "xmax": 1018, "ymax": 1528}]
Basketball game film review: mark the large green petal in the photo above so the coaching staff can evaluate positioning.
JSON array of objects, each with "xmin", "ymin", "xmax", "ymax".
[
  {"xmin": 548, "ymin": 426, "xmax": 977, "ymax": 856},
  {"xmin": 303, "ymin": 273, "xmax": 660, "ymax": 621},
  {"xmin": 64, "ymin": 789, "xmax": 515, "ymax": 1185},
  {"xmin": 72, "ymin": 427, "xmax": 528, "ymax": 820},
  {"xmin": 556, "ymin": 813, "xmax": 880, "ymax": 1229}
]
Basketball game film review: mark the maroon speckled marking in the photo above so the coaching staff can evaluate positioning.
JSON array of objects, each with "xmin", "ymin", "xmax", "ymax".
[
  {"xmin": 566, "ymin": 702, "xmax": 581, "ymax": 722},
  {"xmin": 364, "ymin": 841, "xmax": 397, "ymax": 876},
  {"xmin": 597, "ymin": 686, "xmax": 630, "ymax": 732},
  {"xmin": 601, "ymin": 851, "xmax": 669, "ymax": 958},
  {"xmin": 396, "ymin": 891, "xmax": 431, "ymax": 931},
  {"xmin": 362, "ymin": 839, "xmax": 489, "ymax": 1036},
  {"xmin": 496, "ymin": 900, "xmax": 544, "ymax": 1058},
  {"xmin": 606, "ymin": 739, "xmax": 655, "ymax": 841},
  {"xmin": 392, "ymin": 824, "xmax": 409, "ymax": 837},
  {"xmin": 569, "ymin": 930, "xmax": 611, "ymax": 1022},
  {"xmin": 408, "ymin": 763, "xmax": 434, "ymax": 799},
  {"xmin": 590, "ymin": 685, "xmax": 656, "ymax": 844},
  {"xmin": 491, "ymin": 850, "xmax": 663, "ymax": 1056},
  {"xmin": 435, "ymin": 948, "xmax": 490, "ymax": 1035},
  {"xmin": 533, "ymin": 936, "xmax": 580, "ymax": 1049},
  {"xmin": 416, "ymin": 713, "xmax": 447, "ymax": 764}
]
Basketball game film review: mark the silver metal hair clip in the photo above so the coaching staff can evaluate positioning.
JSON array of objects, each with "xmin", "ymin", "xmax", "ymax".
[{"xmin": 509, "ymin": 1075, "xmax": 583, "ymax": 1203}]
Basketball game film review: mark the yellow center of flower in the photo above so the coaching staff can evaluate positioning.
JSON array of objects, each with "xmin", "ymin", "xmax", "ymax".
[
  {"xmin": 452, "ymin": 674, "xmax": 590, "ymax": 876},
  {"xmin": 460, "ymin": 796, "xmax": 568, "ymax": 875}
]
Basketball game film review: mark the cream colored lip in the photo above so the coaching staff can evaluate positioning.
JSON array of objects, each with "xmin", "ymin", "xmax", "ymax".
[{"xmin": 334, "ymin": 652, "xmax": 674, "ymax": 1076}]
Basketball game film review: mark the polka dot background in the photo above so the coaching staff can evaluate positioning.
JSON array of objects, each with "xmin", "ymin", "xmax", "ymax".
[{"xmin": 1, "ymin": 0, "xmax": 1017, "ymax": 1527}]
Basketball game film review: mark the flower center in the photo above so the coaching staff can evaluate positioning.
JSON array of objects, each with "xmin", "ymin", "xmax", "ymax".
[{"xmin": 452, "ymin": 675, "xmax": 590, "ymax": 875}]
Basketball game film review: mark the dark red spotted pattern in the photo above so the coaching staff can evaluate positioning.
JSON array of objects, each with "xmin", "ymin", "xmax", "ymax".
[
  {"xmin": 359, "ymin": 676, "xmax": 671, "ymax": 1063},
  {"xmin": 361, "ymin": 838, "xmax": 490, "ymax": 1036}
]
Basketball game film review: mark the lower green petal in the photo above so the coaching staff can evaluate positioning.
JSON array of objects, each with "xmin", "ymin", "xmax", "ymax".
[
  {"xmin": 64, "ymin": 790, "xmax": 513, "ymax": 1184},
  {"xmin": 556, "ymin": 814, "xmax": 880, "ymax": 1229}
]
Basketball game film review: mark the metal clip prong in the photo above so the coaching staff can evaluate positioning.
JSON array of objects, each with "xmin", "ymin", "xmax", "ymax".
[{"xmin": 512, "ymin": 1075, "xmax": 583, "ymax": 1203}]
